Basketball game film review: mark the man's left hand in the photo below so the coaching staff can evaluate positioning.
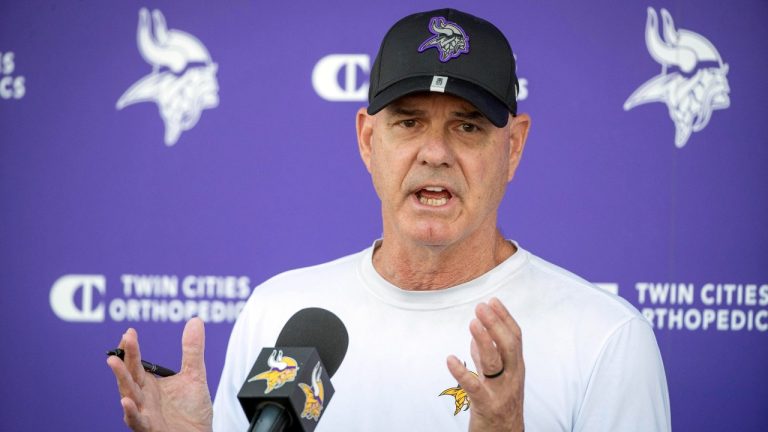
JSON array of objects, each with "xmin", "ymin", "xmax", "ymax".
[{"xmin": 447, "ymin": 297, "xmax": 525, "ymax": 432}]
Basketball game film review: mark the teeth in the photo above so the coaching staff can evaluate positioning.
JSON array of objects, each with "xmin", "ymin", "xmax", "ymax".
[
  {"xmin": 424, "ymin": 187, "xmax": 445, "ymax": 192},
  {"xmin": 419, "ymin": 196, "xmax": 448, "ymax": 206}
]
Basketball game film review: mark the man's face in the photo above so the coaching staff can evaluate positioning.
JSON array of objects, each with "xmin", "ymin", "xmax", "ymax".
[{"xmin": 357, "ymin": 93, "xmax": 529, "ymax": 250}]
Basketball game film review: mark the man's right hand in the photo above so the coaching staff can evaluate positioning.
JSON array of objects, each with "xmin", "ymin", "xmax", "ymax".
[{"xmin": 107, "ymin": 318, "xmax": 213, "ymax": 432}]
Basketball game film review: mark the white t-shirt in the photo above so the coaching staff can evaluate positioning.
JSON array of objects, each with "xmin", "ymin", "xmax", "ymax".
[{"xmin": 213, "ymin": 242, "xmax": 671, "ymax": 431}]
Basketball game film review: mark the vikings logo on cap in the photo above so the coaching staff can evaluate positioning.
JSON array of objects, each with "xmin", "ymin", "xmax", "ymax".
[
  {"xmin": 418, "ymin": 16, "xmax": 470, "ymax": 62},
  {"xmin": 439, "ymin": 370, "xmax": 478, "ymax": 416},
  {"xmin": 298, "ymin": 362, "xmax": 325, "ymax": 422},
  {"xmin": 247, "ymin": 349, "xmax": 299, "ymax": 394}
]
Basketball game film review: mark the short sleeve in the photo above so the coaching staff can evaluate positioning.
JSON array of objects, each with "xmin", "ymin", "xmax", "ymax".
[{"xmin": 573, "ymin": 317, "xmax": 671, "ymax": 431}]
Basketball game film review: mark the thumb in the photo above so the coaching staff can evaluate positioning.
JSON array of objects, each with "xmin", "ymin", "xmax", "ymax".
[{"xmin": 180, "ymin": 317, "xmax": 207, "ymax": 379}]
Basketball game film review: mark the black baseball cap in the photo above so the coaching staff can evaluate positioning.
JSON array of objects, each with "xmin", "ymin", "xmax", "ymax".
[{"xmin": 367, "ymin": 8, "xmax": 519, "ymax": 127}]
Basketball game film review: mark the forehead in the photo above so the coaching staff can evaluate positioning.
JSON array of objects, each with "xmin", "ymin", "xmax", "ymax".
[{"xmin": 384, "ymin": 92, "xmax": 482, "ymax": 115}]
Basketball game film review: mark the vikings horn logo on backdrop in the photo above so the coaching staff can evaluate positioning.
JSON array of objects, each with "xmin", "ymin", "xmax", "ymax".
[
  {"xmin": 418, "ymin": 16, "xmax": 470, "ymax": 62},
  {"xmin": 298, "ymin": 362, "xmax": 325, "ymax": 421},
  {"xmin": 624, "ymin": 8, "xmax": 730, "ymax": 148},
  {"xmin": 247, "ymin": 350, "xmax": 300, "ymax": 394},
  {"xmin": 117, "ymin": 8, "xmax": 220, "ymax": 146}
]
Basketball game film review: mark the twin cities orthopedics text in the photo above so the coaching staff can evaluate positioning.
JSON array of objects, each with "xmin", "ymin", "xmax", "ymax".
[{"xmin": 637, "ymin": 282, "xmax": 768, "ymax": 331}]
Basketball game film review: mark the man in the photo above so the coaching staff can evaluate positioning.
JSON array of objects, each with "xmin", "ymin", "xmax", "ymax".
[{"xmin": 108, "ymin": 8, "xmax": 671, "ymax": 431}]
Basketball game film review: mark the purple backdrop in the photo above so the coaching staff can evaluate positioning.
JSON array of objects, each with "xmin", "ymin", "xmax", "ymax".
[{"xmin": 1, "ymin": 0, "xmax": 766, "ymax": 430}]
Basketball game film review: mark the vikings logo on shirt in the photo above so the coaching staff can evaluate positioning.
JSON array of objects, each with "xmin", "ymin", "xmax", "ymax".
[
  {"xmin": 439, "ymin": 370, "xmax": 478, "ymax": 415},
  {"xmin": 418, "ymin": 16, "xmax": 470, "ymax": 62},
  {"xmin": 298, "ymin": 362, "xmax": 325, "ymax": 422},
  {"xmin": 247, "ymin": 349, "xmax": 299, "ymax": 394}
]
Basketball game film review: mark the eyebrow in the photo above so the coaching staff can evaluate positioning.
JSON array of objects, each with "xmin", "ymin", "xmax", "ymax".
[
  {"xmin": 452, "ymin": 110, "xmax": 486, "ymax": 121},
  {"xmin": 386, "ymin": 106, "xmax": 425, "ymax": 117}
]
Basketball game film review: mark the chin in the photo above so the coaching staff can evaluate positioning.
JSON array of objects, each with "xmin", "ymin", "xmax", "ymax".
[{"xmin": 407, "ymin": 223, "xmax": 460, "ymax": 247}]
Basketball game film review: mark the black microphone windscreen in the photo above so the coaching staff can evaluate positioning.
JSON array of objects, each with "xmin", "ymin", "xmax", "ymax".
[{"xmin": 275, "ymin": 308, "xmax": 349, "ymax": 378}]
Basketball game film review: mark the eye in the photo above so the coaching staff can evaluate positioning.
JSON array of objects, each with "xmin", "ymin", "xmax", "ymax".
[
  {"xmin": 459, "ymin": 122, "xmax": 479, "ymax": 133},
  {"xmin": 399, "ymin": 119, "xmax": 417, "ymax": 128}
]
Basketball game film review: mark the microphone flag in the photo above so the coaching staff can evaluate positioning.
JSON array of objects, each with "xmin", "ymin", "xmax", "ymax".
[{"xmin": 237, "ymin": 347, "xmax": 335, "ymax": 432}]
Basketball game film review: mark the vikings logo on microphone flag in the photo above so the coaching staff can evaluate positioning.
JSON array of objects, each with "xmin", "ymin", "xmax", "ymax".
[
  {"xmin": 298, "ymin": 362, "xmax": 326, "ymax": 422},
  {"xmin": 247, "ymin": 349, "xmax": 300, "ymax": 394}
]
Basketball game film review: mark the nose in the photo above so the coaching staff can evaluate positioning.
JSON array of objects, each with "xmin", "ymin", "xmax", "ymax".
[{"xmin": 417, "ymin": 128, "xmax": 455, "ymax": 168}]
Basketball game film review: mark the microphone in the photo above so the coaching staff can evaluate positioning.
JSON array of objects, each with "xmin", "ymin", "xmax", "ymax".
[{"xmin": 238, "ymin": 308, "xmax": 349, "ymax": 432}]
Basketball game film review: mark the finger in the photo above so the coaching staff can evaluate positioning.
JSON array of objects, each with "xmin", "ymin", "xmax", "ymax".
[
  {"xmin": 488, "ymin": 298, "xmax": 526, "ymax": 379},
  {"xmin": 477, "ymin": 298, "xmax": 522, "ymax": 362},
  {"xmin": 446, "ymin": 355, "xmax": 481, "ymax": 393},
  {"xmin": 123, "ymin": 328, "xmax": 146, "ymax": 388},
  {"xmin": 107, "ymin": 355, "xmax": 144, "ymax": 409},
  {"xmin": 489, "ymin": 297, "xmax": 521, "ymax": 338},
  {"xmin": 446, "ymin": 355, "xmax": 489, "ymax": 406},
  {"xmin": 181, "ymin": 317, "xmax": 207, "ymax": 379},
  {"xmin": 474, "ymin": 302, "xmax": 511, "ymax": 360},
  {"xmin": 469, "ymin": 317, "xmax": 503, "ymax": 377},
  {"xmin": 121, "ymin": 396, "xmax": 149, "ymax": 432}
]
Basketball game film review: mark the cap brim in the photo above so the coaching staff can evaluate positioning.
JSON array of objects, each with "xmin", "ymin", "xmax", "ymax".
[{"xmin": 367, "ymin": 76, "xmax": 511, "ymax": 127}]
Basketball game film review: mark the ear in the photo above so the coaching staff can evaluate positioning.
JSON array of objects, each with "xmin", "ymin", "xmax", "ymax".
[
  {"xmin": 506, "ymin": 113, "xmax": 531, "ymax": 182},
  {"xmin": 356, "ymin": 107, "xmax": 374, "ymax": 173}
]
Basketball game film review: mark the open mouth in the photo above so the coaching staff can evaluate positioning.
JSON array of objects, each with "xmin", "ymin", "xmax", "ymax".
[{"xmin": 415, "ymin": 186, "xmax": 453, "ymax": 207}]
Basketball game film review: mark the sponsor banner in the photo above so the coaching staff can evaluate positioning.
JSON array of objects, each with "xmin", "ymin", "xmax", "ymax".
[
  {"xmin": 0, "ymin": 2, "xmax": 765, "ymax": 431},
  {"xmin": 0, "ymin": 51, "xmax": 25, "ymax": 100},
  {"xmin": 50, "ymin": 273, "xmax": 249, "ymax": 324},
  {"xmin": 311, "ymin": 53, "xmax": 529, "ymax": 103},
  {"xmin": 637, "ymin": 282, "xmax": 768, "ymax": 331}
]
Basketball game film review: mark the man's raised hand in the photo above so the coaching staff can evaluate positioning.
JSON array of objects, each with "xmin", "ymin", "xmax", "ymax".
[
  {"xmin": 106, "ymin": 318, "xmax": 213, "ymax": 432},
  {"xmin": 447, "ymin": 298, "xmax": 525, "ymax": 432}
]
